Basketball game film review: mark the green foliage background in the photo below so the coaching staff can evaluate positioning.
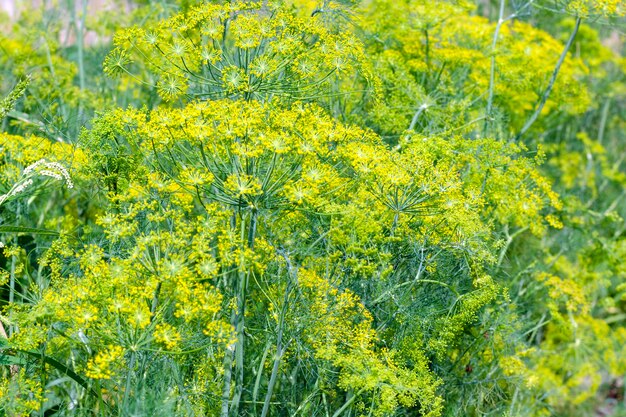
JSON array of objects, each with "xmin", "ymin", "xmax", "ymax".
[{"xmin": 0, "ymin": 0, "xmax": 625, "ymax": 416}]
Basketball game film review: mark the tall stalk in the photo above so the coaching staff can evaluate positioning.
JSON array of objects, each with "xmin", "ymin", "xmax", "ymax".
[
  {"xmin": 220, "ymin": 315, "xmax": 236, "ymax": 417},
  {"xmin": 70, "ymin": 0, "xmax": 87, "ymax": 136},
  {"xmin": 230, "ymin": 210, "xmax": 258, "ymax": 416},
  {"xmin": 260, "ymin": 312, "xmax": 287, "ymax": 417},
  {"xmin": 484, "ymin": 0, "xmax": 506, "ymax": 136},
  {"xmin": 260, "ymin": 252, "xmax": 296, "ymax": 417},
  {"xmin": 515, "ymin": 16, "xmax": 582, "ymax": 140}
]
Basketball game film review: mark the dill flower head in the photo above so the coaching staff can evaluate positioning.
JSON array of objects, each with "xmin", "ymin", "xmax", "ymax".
[
  {"xmin": 103, "ymin": 48, "xmax": 132, "ymax": 78},
  {"xmin": 157, "ymin": 75, "xmax": 186, "ymax": 102},
  {"xmin": 224, "ymin": 173, "xmax": 264, "ymax": 199},
  {"xmin": 154, "ymin": 323, "xmax": 182, "ymax": 351},
  {"xmin": 85, "ymin": 346, "xmax": 125, "ymax": 380}
]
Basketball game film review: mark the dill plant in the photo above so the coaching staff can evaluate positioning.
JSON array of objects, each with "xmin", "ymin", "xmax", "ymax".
[{"xmin": 0, "ymin": 0, "xmax": 624, "ymax": 416}]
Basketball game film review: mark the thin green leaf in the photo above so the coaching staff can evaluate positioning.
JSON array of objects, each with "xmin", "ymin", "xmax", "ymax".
[
  {"xmin": 0, "ymin": 225, "xmax": 60, "ymax": 236},
  {"xmin": 0, "ymin": 353, "xmax": 26, "ymax": 366}
]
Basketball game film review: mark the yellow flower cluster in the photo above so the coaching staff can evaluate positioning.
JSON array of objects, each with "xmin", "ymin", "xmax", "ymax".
[
  {"xmin": 105, "ymin": 1, "xmax": 374, "ymax": 102},
  {"xmin": 296, "ymin": 269, "xmax": 444, "ymax": 416},
  {"xmin": 85, "ymin": 345, "xmax": 125, "ymax": 380},
  {"xmin": 356, "ymin": 0, "xmax": 592, "ymax": 137},
  {"xmin": 566, "ymin": 0, "xmax": 625, "ymax": 17}
]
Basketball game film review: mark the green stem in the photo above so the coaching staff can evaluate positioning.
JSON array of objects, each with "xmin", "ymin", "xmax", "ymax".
[
  {"xmin": 260, "ymin": 260, "xmax": 295, "ymax": 417},
  {"xmin": 597, "ymin": 97, "xmax": 610, "ymax": 145},
  {"xmin": 8, "ymin": 235, "xmax": 17, "ymax": 337},
  {"xmin": 8, "ymin": 250, "xmax": 16, "ymax": 306},
  {"xmin": 484, "ymin": 0, "xmax": 506, "ymax": 136},
  {"xmin": 123, "ymin": 352, "xmax": 137, "ymax": 411},
  {"xmin": 497, "ymin": 225, "xmax": 529, "ymax": 269},
  {"xmin": 252, "ymin": 341, "xmax": 272, "ymax": 408},
  {"xmin": 421, "ymin": 28, "xmax": 430, "ymax": 87},
  {"xmin": 516, "ymin": 16, "xmax": 582, "ymax": 140},
  {"xmin": 408, "ymin": 105, "xmax": 427, "ymax": 132},
  {"xmin": 231, "ymin": 210, "xmax": 256, "ymax": 415},
  {"xmin": 72, "ymin": 0, "xmax": 88, "ymax": 134},
  {"xmin": 331, "ymin": 389, "xmax": 365, "ymax": 417},
  {"xmin": 150, "ymin": 282, "xmax": 162, "ymax": 318},
  {"xmin": 220, "ymin": 317, "xmax": 236, "ymax": 417},
  {"xmin": 72, "ymin": 0, "xmax": 87, "ymax": 92},
  {"xmin": 260, "ymin": 335, "xmax": 288, "ymax": 417}
]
